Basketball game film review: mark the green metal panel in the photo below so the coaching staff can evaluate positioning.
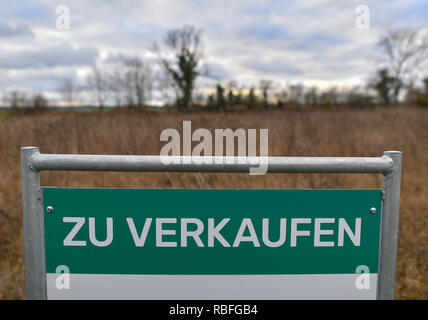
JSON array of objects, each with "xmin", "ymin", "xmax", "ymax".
[{"xmin": 43, "ymin": 188, "xmax": 381, "ymax": 275}]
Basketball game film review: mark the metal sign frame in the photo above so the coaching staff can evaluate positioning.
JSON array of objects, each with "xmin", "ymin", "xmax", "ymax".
[{"xmin": 21, "ymin": 146, "xmax": 402, "ymax": 300}]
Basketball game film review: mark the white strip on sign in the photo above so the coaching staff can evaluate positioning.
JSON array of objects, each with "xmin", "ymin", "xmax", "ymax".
[{"xmin": 47, "ymin": 273, "xmax": 377, "ymax": 300}]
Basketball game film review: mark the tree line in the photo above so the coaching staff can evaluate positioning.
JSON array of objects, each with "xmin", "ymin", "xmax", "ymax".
[{"xmin": 2, "ymin": 26, "xmax": 428, "ymax": 112}]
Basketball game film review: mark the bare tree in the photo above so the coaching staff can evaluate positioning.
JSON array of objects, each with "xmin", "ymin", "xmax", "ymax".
[
  {"xmin": 369, "ymin": 68, "xmax": 398, "ymax": 105},
  {"xmin": 155, "ymin": 25, "xmax": 203, "ymax": 110},
  {"xmin": 32, "ymin": 93, "xmax": 49, "ymax": 110},
  {"xmin": 120, "ymin": 55, "xmax": 152, "ymax": 108},
  {"xmin": 6, "ymin": 90, "xmax": 29, "ymax": 109},
  {"xmin": 304, "ymin": 86, "xmax": 319, "ymax": 106},
  {"xmin": 274, "ymin": 89, "xmax": 288, "ymax": 109},
  {"xmin": 259, "ymin": 79, "xmax": 272, "ymax": 109},
  {"xmin": 215, "ymin": 83, "xmax": 226, "ymax": 112},
  {"xmin": 87, "ymin": 64, "xmax": 108, "ymax": 109},
  {"xmin": 226, "ymin": 80, "xmax": 237, "ymax": 106},
  {"xmin": 377, "ymin": 29, "xmax": 428, "ymax": 103},
  {"xmin": 58, "ymin": 78, "xmax": 79, "ymax": 106},
  {"xmin": 288, "ymin": 84, "xmax": 304, "ymax": 104},
  {"xmin": 320, "ymin": 86, "xmax": 339, "ymax": 108},
  {"xmin": 246, "ymin": 87, "xmax": 257, "ymax": 110},
  {"xmin": 108, "ymin": 67, "xmax": 125, "ymax": 108}
]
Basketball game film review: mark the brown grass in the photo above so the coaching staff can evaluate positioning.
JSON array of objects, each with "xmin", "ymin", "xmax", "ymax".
[{"xmin": 0, "ymin": 106, "xmax": 427, "ymax": 299}]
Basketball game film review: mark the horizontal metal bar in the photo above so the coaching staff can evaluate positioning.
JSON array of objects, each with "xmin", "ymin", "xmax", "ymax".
[{"xmin": 29, "ymin": 151, "xmax": 393, "ymax": 174}]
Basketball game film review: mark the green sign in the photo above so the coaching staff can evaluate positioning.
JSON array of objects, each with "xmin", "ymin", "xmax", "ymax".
[{"xmin": 43, "ymin": 188, "xmax": 382, "ymax": 299}]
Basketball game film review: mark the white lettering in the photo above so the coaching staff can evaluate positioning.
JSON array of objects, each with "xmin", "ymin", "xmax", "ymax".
[
  {"xmin": 88, "ymin": 217, "xmax": 113, "ymax": 247},
  {"xmin": 208, "ymin": 218, "xmax": 230, "ymax": 247},
  {"xmin": 290, "ymin": 218, "xmax": 311, "ymax": 247},
  {"xmin": 233, "ymin": 218, "xmax": 260, "ymax": 247},
  {"xmin": 314, "ymin": 218, "xmax": 335, "ymax": 247},
  {"xmin": 156, "ymin": 218, "xmax": 177, "ymax": 247},
  {"xmin": 181, "ymin": 218, "xmax": 204, "ymax": 247},
  {"xmin": 127, "ymin": 218, "xmax": 152, "ymax": 247},
  {"xmin": 262, "ymin": 218, "xmax": 286, "ymax": 247},
  {"xmin": 338, "ymin": 218, "xmax": 361, "ymax": 246},
  {"xmin": 63, "ymin": 217, "xmax": 86, "ymax": 246}
]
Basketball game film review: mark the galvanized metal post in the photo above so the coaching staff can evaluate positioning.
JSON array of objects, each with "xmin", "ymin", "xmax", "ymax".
[
  {"xmin": 21, "ymin": 147, "xmax": 47, "ymax": 300},
  {"xmin": 377, "ymin": 151, "xmax": 402, "ymax": 300}
]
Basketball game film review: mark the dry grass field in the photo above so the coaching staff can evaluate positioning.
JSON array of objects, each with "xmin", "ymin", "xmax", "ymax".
[{"xmin": 0, "ymin": 106, "xmax": 427, "ymax": 299}]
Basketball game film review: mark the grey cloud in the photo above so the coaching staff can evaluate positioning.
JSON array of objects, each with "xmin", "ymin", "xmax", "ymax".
[
  {"xmin": 0, "ymin": 43, "xmax": 98, "ymax": 69},
  {"xmin": 0, "ymin": 22, "xmax": 33, "ymax": 37},
  {"xmin": 286, "ymin": 32, "xmax": 348, "ymax": 51},
  {"xmin": 203, "ymin": 61, "xmax": 229, "ymax": 80},
  {"xmin": 0, "ymin": 44, "xmax": 98, "ymax": 69},
  {"xmin": 0, "ymin": 67, "xmax": 79, "ymax": 93},
  {"xmin": 0, "ymin": 0, "xmax": 426, "ymax": 94},
  {"xmin": 242, "ymin": 56, "xmax": 302, "ymax": 76}
]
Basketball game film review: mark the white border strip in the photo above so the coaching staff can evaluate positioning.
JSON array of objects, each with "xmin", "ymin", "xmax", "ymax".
[{"xmin": 47, "ymin": 274, "xmax": 377, "ymax": 300}]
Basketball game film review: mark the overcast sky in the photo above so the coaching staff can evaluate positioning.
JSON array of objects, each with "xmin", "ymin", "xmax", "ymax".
[{"xmin": 0, "ymin": 0, "xmax": 427, "ymax": 102}]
